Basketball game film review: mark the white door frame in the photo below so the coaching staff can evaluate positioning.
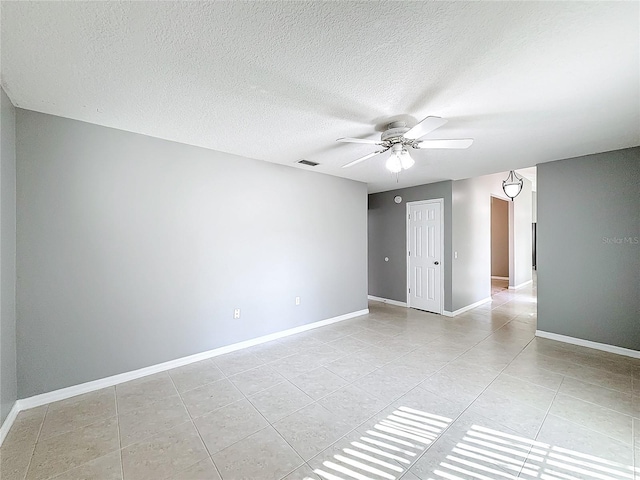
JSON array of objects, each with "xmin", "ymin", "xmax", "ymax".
[{"xmin": 406, "ymin": 198, "xmax": 444, "ymax": 314}]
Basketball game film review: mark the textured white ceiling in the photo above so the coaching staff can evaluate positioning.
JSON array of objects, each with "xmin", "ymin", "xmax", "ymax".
[{"xmin": 2, "ymin": 2, "xmax": 638, "ymax": 193}]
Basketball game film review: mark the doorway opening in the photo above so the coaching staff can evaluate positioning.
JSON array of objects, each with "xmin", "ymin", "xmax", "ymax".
[{"xmin": 491, "ymin": 196, "xmax": 510, "ymax": 297}]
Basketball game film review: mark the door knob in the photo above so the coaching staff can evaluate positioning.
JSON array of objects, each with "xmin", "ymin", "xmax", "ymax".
[{"xmin": 434, "ymin": 261, "xmax": 440, "ymax": 265}]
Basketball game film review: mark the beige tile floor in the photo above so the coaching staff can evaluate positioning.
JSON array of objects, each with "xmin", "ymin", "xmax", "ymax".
[
  {"xmin": 490, "ymin": 278, "xmax": 509, "ymax": 296},
  {"xmin": 2, "ymin": 279, "xmax": 639, "ymax": 480}
]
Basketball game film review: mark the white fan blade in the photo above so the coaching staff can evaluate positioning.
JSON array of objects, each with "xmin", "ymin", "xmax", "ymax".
[
  {"xmin": 337, "ymin": 137, "xmax": 384, "ymax": 145},
  {"xmin": 342, "ymin": 150, "xmax": 386, "ymax": 168},
  {"xmin": 404, "ymin": 116, "xmax": 448, "ymax": 140},
  {"xmin": 415, "ymin": 138, "xmax": 474, "ymax": 149}
]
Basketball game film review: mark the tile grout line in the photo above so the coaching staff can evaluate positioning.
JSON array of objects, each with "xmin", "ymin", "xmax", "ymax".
[
  {"xmin": 33, "ymin": 387, "xmax": 169, "ymax": 480},
  {"xmin": 158, "ymin": 350, "xmax": 325, "ymax": 473},
  {"xmin": 20, "ymin": 403, "xmax": 49, "ymax": 480},
  {"xmin": 537, "ymin": 368, "xmax": 637, "ymax": 448},
  {"xmin": 551, "ymin": 388, "xmax": 636, "ymax": 418},
  {"xmin": 166, "ymin": 372, "xmax": 226, "ymax": 480},
  {"xmin": 114, "ymin": 387, "xmax": 125, "ymax": 480},
  {"xmin": 239, "ymin": 372, "xmax": 320, "ymax": 478},
  {"xmin": 456, "ymin": 297, "xmax": 540, "ymax": 479},
  {"xmin": 519, "ymin": 350, "xmax": 634, "ymax": 393},
  {"xmin": 24, "ymin": 407, "xmax": 123, "ymax": 480},
  {"xmin": 234, "ymin": 340, "xmax": 410, "ymax": 479},
  {"xmin": 178, "ymin": 358, "xmax": 313, "ymax": 479},
  {"xmin": 518, "ymin": 372, "xmax": 565, "ymax": 479},
  {"xmin": 246, "ymin": 377, "xmax": 312, "ymax": 479}
]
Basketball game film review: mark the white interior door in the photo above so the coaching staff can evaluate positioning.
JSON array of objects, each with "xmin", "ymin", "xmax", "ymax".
[{"xmin": 408, "ymin": 200, "xmax": 443, "ymax": 314}]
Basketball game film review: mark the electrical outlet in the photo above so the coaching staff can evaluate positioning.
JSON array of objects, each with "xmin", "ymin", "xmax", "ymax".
[
  {"xmin": 234, "ymin": 308, "xmax": 240, "ymax": 319},
  {"xmin": 295, "ymin": 296, "xmax": 300, "ymax": 306}
]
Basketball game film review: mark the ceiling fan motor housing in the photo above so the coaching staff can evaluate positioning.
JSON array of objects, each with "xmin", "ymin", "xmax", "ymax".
[{"xmin": 381, "ymin": 121, "xmax": 411, "ymax": 144}]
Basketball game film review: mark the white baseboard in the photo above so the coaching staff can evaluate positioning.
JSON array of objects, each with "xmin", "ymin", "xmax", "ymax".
[
  {"xmin": 443, "ymin": 297, "xmax": 492, "ymax": 317},
  {"xmin": 509, "ymin": 279, "xmax": 533, "ymax": 290},
  {"xmin": 368, "ymin": 295, "xmax": 407, "ymax": 308},
  {"xmin": 491, "ymin": 276, "xmax": 509, "ymax": 280},
  {"xmin": 535, "ymin": 330, "xmax": 640, "ymax": 359},
  {"xmin": 6, "ymin": 308, "xmax": 369, "ymax": 431},
  {"xmin": 0, "ymin": 402, "xmax": 20, "ymax": 447}
]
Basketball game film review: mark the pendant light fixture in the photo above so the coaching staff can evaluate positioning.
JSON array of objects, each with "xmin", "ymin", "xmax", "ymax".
[
  {"xmin": 502, "ymin": 170, "xmax": 523, "ymax": 201},
  {"xmin": 386, "ymin": 144, "xmax": 415, "ymax": 173}
]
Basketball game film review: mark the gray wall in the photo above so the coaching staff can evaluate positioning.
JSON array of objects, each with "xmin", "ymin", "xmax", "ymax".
[
  {"xmin": 491, "ymin": 197, "xmax": 509, "ymax": 277},
  {"xmin": 452, "ymin": 173, "xmax": 532, "ymax": 311},
  {"xmin": 368, "ymin": 181, "xmax": 453, "ymax": 310},
  {"xmin": 451, "ymin": 176, "xmax": 492, "ymax": 310},
  {"xmin": 1, "ymin": 88, "xmax": 18, "ymax": 423},
  {"xmin": 16, "ymin": 110, "xmax": 368, "ymax": 397},
  {"xmin": 538, "ymin": 147, "xmax": 640, "ymax": 350}
]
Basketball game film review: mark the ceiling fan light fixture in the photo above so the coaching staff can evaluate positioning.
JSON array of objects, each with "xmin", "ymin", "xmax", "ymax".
[
  {"xmin": 502, "ymin": 170, "xmax": 523, "ymax": 200},
  {"xmin": 399, "ymin": 149, "xmax": 414, "ymax": 170},
  {"xmin": 385, "ymin": 153, "xmax": 402, "ymax": 173},
  {"xmin": 386, "ymin": 144, "xmax": 413, "ymax": 173}
]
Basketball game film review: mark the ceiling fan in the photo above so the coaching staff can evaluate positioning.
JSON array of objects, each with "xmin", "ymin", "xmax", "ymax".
[{"xmin": 337, "ymin": 116, "xmax": 473, "ymax": 172}]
